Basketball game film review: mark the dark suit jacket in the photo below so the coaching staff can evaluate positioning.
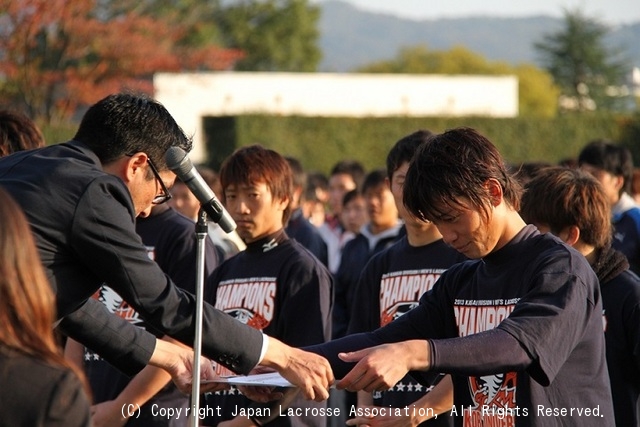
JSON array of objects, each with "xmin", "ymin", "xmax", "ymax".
[
  {"xmin": 0, "ymin": 345, "xmax": 91, "ymax": 427},
  {"xmin": 0, "ymin": 141, "xmax": 263, "ymax": 375}
]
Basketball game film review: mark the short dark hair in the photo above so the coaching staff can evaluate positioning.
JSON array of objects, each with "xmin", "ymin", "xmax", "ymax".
[
  {"xmin": 0, "ymin": 110, "xmax": 45, "ymax": 156},
  {"xmin": 220, "ymin": 144, "xmax": 293, "ymax": 223},
  {"xmin": 342, "ymin": 189, "xmax": 362, "ymax": 207},
  {"xmin": 386, "ymin": 130, "xmax": 433, "ymax": 181},
  {"xmin": 578, "ymin": 139, "xmax": 634, "ymax": 195},
  {"xmin": 404, "ymin": 127, "xmax": 522, "ymax": 222},
  {"xmin": 74, "ymin": 93, "xmax": 192, "ymax": 170},
  {"xmin": 510, "ymin": 161, "xmax": 553, "ymax": 187},
  {"xmin": 285, "ymin": 156, "xmax": 306, "ymax": 190},
  {"xmin": 330, "ymin": 160, "xmax": 366, "ymax": 190},
  {"xmin": 520, "ymin": 166, "xmax": 611, "ymax": 249},
  {"xmin": 362, "ymin": 169, "xmax": 388, "ymax": 194},
  {"xmin": 305, "ymin": 172, "xmax": 328, "ymax": 203}
]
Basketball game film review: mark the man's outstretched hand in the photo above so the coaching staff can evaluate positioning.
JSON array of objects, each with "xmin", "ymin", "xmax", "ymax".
[
  {"xmin": 336, "ymin": 340, "xmax": 430, "ymax": 393},
  {"xmin": 148, "ymin": 338, "xmax": 228, "ymax": 395},
  {"xmin": 259, "ymin": 337, "xmax": 334, "ymax": 401}
]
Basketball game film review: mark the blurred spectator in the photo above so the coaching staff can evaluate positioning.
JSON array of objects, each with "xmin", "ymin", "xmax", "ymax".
[
  {"xmin": 0, "ymin": 109, "xmax": 45, "ymax": 154},
  {"xmin": 169, "ymin": 165, "xmax": 246, "ymax": 259},
  {"xmin": 558, "ymin": 157, "xmax": 578, "ymax": 168},
  {"xmin": 340, "ymin": 189, "xmax": 368, "ymax": 235},
  {"xmin": 0, "ymin": 187, "xmax": 91, "ymax": 426},
  {"xmin": 510, "ymin": 161, "xmax": 552, "ymax": 187},
  {"xmin": 579, "ymin": 140, "xmax": 640, "ymax": 274},
  {"xmin": 285, "ymin": 156, "xmax": 328, "ymax": 266},
  {"xmin": 303, "ymin": 171, "xmax": 329, "ymax": 227},
  {"xmin": 318, "ymin": 160, "xmax": 366, "ymax": 274},
  {"xmin": 632, "ymin": 168, "xmax": 640, "ymax": 205},
  {"xmin": 333, "ymin": 168, "xmax": 403, "ymax": 339}
]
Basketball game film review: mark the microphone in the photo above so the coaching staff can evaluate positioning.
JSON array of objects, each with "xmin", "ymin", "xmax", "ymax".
[{"xmin": 165, "ymin": 147, "xmax": 236, "ymax": 233}]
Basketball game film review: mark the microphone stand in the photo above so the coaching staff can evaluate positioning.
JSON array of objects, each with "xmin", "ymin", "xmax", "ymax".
[{"xmin": 189, "ymin": 208, "xmax": 208, "ymax": 427}]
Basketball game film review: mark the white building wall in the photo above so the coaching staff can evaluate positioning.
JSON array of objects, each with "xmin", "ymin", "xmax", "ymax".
[{"xmin": 154, "ymin": 72, "xmax": 518, "ymax": 162}]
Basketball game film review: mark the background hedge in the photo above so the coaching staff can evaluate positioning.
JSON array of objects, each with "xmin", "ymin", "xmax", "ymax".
[
  {"xmin": 204, "ymin": 113, "xmax": 639, "ymax": 173},
  {"xmin": 43, "ymin": 113, "xmax": 640, "ymax": 175}
]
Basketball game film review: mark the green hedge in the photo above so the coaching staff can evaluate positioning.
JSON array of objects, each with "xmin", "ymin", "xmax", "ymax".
[
  {"xmin": 43, "ymin": 114, "xmax": 638, "ymax": 175},
  {"xmin": 204, "ymin": 114, "xmax": 630, "ymax": 173}
]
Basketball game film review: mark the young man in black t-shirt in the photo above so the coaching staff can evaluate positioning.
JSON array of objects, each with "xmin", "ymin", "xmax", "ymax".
[
  {"xmin": 347, "ymin": 130, "xmax": 465, "ymax": 426},
  {"xmin": 521, "ymin": 166, "xmax": 640, "ymax": 426},
  {"xmin": 202, "ymin": 145, "xmax": 333, "ymax": 427},
  {"xmin": 578, "ymin": 140, "xmax": 640, "ymax": 275},
  {"xmin": 302, "ymin": 127, "xmax": 615, "ymax": 427}
]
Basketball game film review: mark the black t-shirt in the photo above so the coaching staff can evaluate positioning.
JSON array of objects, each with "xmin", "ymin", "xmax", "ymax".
[
  {"xmin": 347, "ymin": 236, "xmax": 464, "ymax": 426},
  {"xmin": 372, "ymin": 226, "xmax": 615, "ymax": 426},
  {"xmin": 600, "ymin": 268, "xmax": 640, "ymax": 426},
  {"xmin": 202, "ymin": 231, "xmax": 333, "ymax": 426}
]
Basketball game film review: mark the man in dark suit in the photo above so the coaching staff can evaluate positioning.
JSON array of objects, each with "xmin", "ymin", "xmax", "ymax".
[{"xmin": 0, "ymin": 93, "xmax": 332, "ymax": 400}]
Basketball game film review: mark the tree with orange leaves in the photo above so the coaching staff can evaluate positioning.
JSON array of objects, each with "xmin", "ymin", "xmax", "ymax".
[{"xmin": 0, "ymin": 0, "xmax": 243, "ymax": 123}]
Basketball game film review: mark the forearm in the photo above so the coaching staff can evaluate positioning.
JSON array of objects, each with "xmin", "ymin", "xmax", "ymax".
[
  {"xmin": 413, "ymin": 375, "xmax": 454, "ymax": 421},
  {"xmin": 430, "ymin": 329, "xmax": 531, "ymax": 375},
  {"xmin": 64, "ymin": 338, "xmax": 85, "ymax": 371}
]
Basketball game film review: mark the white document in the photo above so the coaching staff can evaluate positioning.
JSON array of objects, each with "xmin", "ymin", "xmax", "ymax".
[{"xmin": 209, "ymin": 372, "xmax": 295, "ymax": 387}]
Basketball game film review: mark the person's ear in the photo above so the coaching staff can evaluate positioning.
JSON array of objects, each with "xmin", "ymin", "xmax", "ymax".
[
  {"xmin": 486, "ymin": 178, "xmax": 503, "ymax": 207},
  {"xmin": 277, "ymin": 194, "xmax": 290, "ymax": 212},
  {"xmin": 124, "ymin": 152, "xmax": 148, "ymax": 183},
  {"xmin": 291, "ymin": 185, "xmax": 303, "ymax": 205},
  {"xmin": 560, "ymin": 225, "xmax": 581, "ymax": 246},
  {"xmin": 612, "ymin": 174, "xmax": 625, "ymax": 193}
]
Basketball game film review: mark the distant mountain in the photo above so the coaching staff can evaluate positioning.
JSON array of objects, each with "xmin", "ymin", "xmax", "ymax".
[{"xmin": 318, "ymin": 0, "xmax": 640, "ymax": 73}]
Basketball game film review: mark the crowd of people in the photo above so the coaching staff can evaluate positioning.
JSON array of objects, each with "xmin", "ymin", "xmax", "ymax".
[{"xmin": 0, "ymin": 94, "xmax": 638, "ymax": 427}]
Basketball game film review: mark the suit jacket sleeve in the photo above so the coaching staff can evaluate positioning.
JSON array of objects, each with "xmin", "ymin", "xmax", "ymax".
[
  {"xmin": 57, "ymin": 298, "xmax": 156, "ymax": 376},
  {"xmin": 67, "ymin": 176, "xmax": 263, "ymax": 374}
]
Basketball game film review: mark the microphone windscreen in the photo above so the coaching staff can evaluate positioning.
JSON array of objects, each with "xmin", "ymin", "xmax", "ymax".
[{"xmin": 165, "ymin": 146, "xmax": 191, "ymax": 176}]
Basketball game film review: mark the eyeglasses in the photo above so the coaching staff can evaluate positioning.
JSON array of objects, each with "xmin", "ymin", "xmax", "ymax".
[{"xmin": 147, "ymin": 157, "xmax": 172, "ymax": 205}]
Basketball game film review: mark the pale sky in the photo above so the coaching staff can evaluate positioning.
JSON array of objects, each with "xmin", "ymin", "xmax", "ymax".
[{"xmin": 313, "ymin": 0, "xmax": 640, "ymax": 25}]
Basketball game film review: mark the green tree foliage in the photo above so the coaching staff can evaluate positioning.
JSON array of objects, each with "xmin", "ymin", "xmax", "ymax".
[
  {"xmin": 215, "ymin": 0, "xmax": 321, "ymax": 71},
  {"xmin": 357, "ymin": 46, "xmax": 559, "ymax": 117},
  {"xmin": 534, "ymin": 8, "xmax": 629, "ymax": 112},
  {"xmin": 515, "ymin": 64, "xmax": 560, "ymax": 117},
  {"xmin": 103, "ymin": 0, "xmax": 225, "ymax": 48}
]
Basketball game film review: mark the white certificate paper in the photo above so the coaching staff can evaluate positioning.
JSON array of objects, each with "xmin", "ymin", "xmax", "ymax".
[{"xmin": 210, "ymin": 372, "xmax": 295, "ymax": 387}]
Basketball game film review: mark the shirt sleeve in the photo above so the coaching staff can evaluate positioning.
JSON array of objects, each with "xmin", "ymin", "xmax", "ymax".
[
  {"xmin": 498, "ymin": 253, "xmax": 598, "ymax": 386},
  {"xmin": 430, "ymin": 328, "xmax": 532, "ymax": 375},
  {"xmin": 272, "ymin": 252, "xmax": 333, "ymax": 347}
]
